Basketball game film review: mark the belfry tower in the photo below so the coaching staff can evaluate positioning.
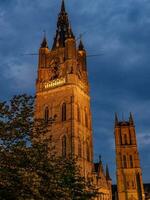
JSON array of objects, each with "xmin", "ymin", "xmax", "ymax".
[
  {"xmin": 35, "ymin": 0, "xmax": 93, "ymax": 177},
  {"xmin": 114, "ymin": 113, "xmax": 145, "ymax": 200},
  {"xmin": 35, "ymin": 1, "xmax": 112, "ymax": 198}
]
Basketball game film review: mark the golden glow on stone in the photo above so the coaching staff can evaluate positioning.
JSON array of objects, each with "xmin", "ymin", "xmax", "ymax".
[{"xmin": 44, "ymin": 78, "xmax": 66, "ymax": 89}]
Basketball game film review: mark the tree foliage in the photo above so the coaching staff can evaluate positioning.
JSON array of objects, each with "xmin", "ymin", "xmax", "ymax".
[{"xmin": 0, "ymin": 94, "xmax": 96, "ymax": 200}]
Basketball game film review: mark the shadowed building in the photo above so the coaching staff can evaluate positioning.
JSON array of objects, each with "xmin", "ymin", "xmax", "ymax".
[
  {"xmin": 114, "ymin": 113, "xmax": 145, "ymax": 200},
  {"xmin": 35, "ymin": 0, "xmax": 112, "ymax": 199}
]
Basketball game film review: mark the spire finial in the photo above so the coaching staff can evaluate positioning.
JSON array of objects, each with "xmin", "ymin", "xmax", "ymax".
[
  {"xmin": 106, "ymin": 164, "xmax": 111, "ymax": 181},
  {"xmin": 61, "ymin": 0, "xmax": 65, "ymax": 12},
  {"xmin": 129, "ymin": 112, "xmax": 134, "ymax": 125}
]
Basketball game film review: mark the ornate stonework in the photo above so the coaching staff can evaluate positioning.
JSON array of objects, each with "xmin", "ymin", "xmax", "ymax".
[{"xmin": 35, "ymin": 1, "xmax": 112, "ymax": 199}]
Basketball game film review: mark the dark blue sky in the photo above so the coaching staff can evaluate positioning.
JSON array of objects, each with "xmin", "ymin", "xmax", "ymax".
[{"xmin": 0, "ymin": 0, "xmax": 150, "ymax": 183}]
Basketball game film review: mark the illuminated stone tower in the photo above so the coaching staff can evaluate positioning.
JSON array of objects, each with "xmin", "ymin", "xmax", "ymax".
[
  {"xmin": 35, "ymin": 0, "xmax": 93, "ymax": 177},
  {"xmin": 114, "ymin": 113, "xmax": 145, "ymax": 200},
  {"xmin": 35, "ymin": 1, "xmax": 112, "ymax": 198}
]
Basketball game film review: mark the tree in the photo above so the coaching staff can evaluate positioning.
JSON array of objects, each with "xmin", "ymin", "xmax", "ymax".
[
  {"xmin": 0, "ymin": 94, "xmax": 34, "ymax": 199},
  {"xmin": 0, "ymin": 94, "xmax": 96, "ymax": 200}
]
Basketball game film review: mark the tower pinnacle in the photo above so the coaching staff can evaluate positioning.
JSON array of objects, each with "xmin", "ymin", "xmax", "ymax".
[
  {"xmin": 106, "ymin": 164, "xmax": 111, "ymax": 181},
  {"xmin": 41, "ymin": 35, "xmax": 48, "ymax": 48},
  {"xmin": 61, "ymin": 0, "xmax": 65, "ymax": 12},
  {"xmin": 129, "ymin": 112, "xmax": 134, "ymax": 125},
  {"xmin": 78, "ymin": 39, "xmax": 85, "ymax": 51},
  {"xmin": 115, "ymin": 113, "xmax": 119, "ymax": 126}
]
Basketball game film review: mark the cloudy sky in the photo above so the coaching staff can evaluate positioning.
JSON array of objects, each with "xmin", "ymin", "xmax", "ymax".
[{"xmin": 0, "ymin": 0, "xmax": 150, "ymax": 183}]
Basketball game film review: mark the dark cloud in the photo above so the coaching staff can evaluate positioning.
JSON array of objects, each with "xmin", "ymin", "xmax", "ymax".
[{"xmin": 0, "ymin": 0, "xmax": 150, "ymax": 183}]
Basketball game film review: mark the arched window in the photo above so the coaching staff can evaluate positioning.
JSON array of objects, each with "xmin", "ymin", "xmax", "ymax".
[
  {"xmin": 85, "ymin": 112, "xmax": 88, "ymax": 128},
  {"xmin": 123, "ymin": 155, "xmax": 127, "ymax": 168},
  {"xmin": 44, "ymin": 107, "xmax": 49, "ymax": 123},
  {"xmin": 86, "ymin": 142, "xmax": 90, "ymax": 161},
  {"xmin": 119, "ymin": 129, "xmax": 122, "ymax": 145},
  {"xmin": 127, "ymin": 181, "xmax": 130, "ymax": 189},
  {"xmin": 132, "ymin": 181, "xmax": 135, "ymax": 189},
  {"xmin": 78, "ymin": 139, "xmax": 82, "ymax": 158},
  {"xmin": 62, "ymin": 103, "xmax": 66, "ymax": 121},
  {"xmin": 129, "ymin": 130, "xmax": 132, "ymax": 145},
  {"xmin": 130, "ymin": 155, "xmax": 133, "ymax": 168},
  {"xmin": 119, "ymin": 153, "xmax": 122, "ymax": 168},
  {"xmin": 62, "ymin": 135, "xmax": 67, "ymax": 157},
  {"xmin": 124, "ymin": 134, "xmax": 128, "ymax": 144},
  {"xmin": 77, "ymin": 105, "xmax": 80, "ymax": 122}
]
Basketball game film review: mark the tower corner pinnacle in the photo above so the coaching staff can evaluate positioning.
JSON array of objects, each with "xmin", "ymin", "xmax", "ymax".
[
  {"xmin": 129, "ymin": 112, "xmax": 134, "ymax": 126},
  {"xmin": 115, "ymin": 112, "xmax": 119, "ymax": 127},
  {"xmin": 78, "ymin": 39, "xmax": 85, "ymax": 51},
  {"xmin": 40, "ymin": 34, "xmax": 48, "ymax": 49},
  {"xmin": 106, "ymin": 164, "xmax": 111, "ymax": 181}
]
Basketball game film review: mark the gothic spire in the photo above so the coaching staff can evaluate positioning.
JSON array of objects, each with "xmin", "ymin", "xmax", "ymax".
[
  {"xmin": 129, "ymin": 112, "xmax": 134, "ymax": 126},
  {"xmin": 106, "ymin": 164, "xmax": 111, "ymax": 181},
  {"xmin": 61, "ymin": 0, "xmax": 65, "ymax": 12},
  {"xmin": 52, "ymin": 0, "xmax": 74, "ymax": 50}
]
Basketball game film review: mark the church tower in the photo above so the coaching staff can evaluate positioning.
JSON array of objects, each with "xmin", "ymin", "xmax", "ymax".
[
  {"xmin": 114, "ymin": 113, "xmax": 145, "ymax": 200},
  {"xmin": 35, "ymin": 0, "xmax": 93, "ymax": 177}
]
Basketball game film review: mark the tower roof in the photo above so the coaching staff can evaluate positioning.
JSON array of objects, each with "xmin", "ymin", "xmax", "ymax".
[{"xmin": 52, "ymin": 0, "xmax": 74, "ymax": 49}]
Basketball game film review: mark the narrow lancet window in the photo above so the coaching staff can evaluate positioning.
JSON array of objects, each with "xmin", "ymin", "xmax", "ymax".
[
  {"xmin": 62, "ymin": 135, "xmax": 67, "ymax": 157},
  {"xmin": 86, "ymin": 142, "xmax": 90, "ymax": 161},
  {"xmin": 129, "ymin": 130, "xmax": 132, "ymax": 145},
  {"xmin": 78, "ymin": 139, "xmax": 82, "ymax": 158},
  {"xmin": 123, "ymin": 155, "xmax": 127, "ymax": 168},
  {"xmin": 44, "ymin": 107, "xmax": 49, "ymax": 123},
  {"xmin": 62, "ymin": 103, "xmax": 66, "ymax": 121},
  {"xmin": 130, "ymin": 155, "xmax": 133, "ymax": 168},
  {"xmin": 124, "ymin": 134, "xmax": 128, "ymax": 145},
  {"xmin": 120, "ymin": 129, "xmax": 122, "ymax": 145},
  {"xmin": 85, "ymin": 112, "xmax": 88, "ymax": 128},
  {"xmin": 77, "ymin": 106, "xmax": 80, "ymax": 122}
]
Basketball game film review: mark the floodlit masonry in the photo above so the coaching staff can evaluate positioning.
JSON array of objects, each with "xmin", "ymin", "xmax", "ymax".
[{"xmin": 35, "ymin": 0, "xmax": 112, "ymax": 199}]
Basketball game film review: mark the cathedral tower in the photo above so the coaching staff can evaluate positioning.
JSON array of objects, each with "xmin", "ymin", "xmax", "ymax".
[
  {"xmin": 114, "ymin": 113, "xmax": 145, "ymax": 200},
  {"xmin": 35, "ymin": 0, "xmax": 93, "ymax": 177}
]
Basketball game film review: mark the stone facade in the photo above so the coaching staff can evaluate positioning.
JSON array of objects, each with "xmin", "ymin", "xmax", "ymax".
[
  {"xmin": 114, "ymin": 114, "xmax": 145, "ymax": 200},
  {"xmin": 35, "ymin": 0, "xmax": 112, "ymax": 199}
]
